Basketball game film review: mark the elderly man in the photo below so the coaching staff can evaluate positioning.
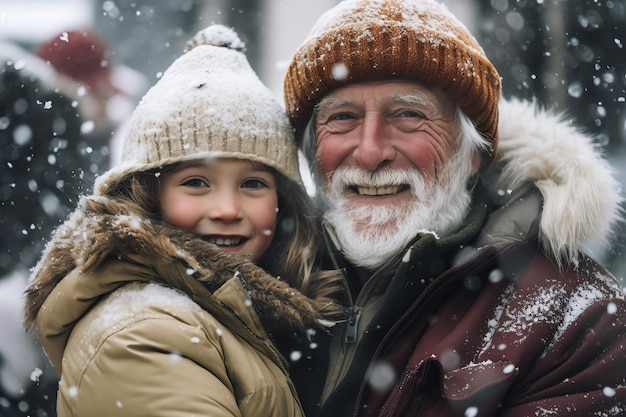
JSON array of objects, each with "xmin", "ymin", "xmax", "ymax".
[{"xmin": 283, "ymin": 0, "xmax": 626, "ymax": 416}]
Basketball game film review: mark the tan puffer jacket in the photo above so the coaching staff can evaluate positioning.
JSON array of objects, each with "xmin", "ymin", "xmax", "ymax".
[{"xmin": 24, "ymin": 196, "xmax": 326, "ymax": 417}]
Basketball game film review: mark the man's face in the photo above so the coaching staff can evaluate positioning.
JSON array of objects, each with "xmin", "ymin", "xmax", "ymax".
[
  {"xmin": 314, "ymin": 80, "xmax": 478, "ymax": 269},
  {"xmin": 315, "ymin": 80, "xmax": 458, "ymax": 204}
]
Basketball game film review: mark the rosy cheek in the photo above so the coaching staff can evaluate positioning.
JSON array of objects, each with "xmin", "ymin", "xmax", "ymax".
[
  {"xmin": 400, "ymin": 142, "xmax": 440, "ymax": 178},
  {"xmin": 317, "ymin": 142, "xmax": 346, "ymax": 178},
  {"xmin": 162, "ymin": 200, "xmax": 196, "ymax": 231}
]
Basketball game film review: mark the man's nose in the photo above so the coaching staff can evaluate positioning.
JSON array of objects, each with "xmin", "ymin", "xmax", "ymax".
[
  {"xmin": 352, "ymin": 114, "xmax": 395, "ymax": 170},
  {"xmin": 207, "ymin": 189, "xmax": 242, "ymax": 222}
]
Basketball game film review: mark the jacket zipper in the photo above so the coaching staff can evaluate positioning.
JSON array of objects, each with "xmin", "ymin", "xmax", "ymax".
[
  {"xmin": 351, "ymin": 281, "xmax": 432, "ymax": 417},
  {"xmin": 345, "ymin": 306, "xmax": 362, "ymax": 344}
]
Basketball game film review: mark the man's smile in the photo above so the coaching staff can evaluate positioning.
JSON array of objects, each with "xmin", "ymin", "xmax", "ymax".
[{"xmin": 353, "ymin": 184, "xmax": 410, "ymax": 196}]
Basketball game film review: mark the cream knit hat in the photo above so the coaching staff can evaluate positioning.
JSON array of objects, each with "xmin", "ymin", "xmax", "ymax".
[
  {"xmin": 96, "ymin": 25, "xmax": 301, "ymax": 195},
  {"xmin": 284, "ymin": 0, "xmax": 501, "ymax": 160}
]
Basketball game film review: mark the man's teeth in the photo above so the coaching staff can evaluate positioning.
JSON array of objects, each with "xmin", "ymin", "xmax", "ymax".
[
  {"xmin": 356, "ymin": 185, "xmax": 400, "ymax": 196},
  {"xmin": 207, "ymin": 237, "xmax": 242, "ymax": 246}
]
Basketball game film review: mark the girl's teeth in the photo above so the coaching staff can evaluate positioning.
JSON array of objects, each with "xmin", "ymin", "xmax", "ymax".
[{"xmin": 208, "ymin": 237, "xmax": 241, "ymax": 246}]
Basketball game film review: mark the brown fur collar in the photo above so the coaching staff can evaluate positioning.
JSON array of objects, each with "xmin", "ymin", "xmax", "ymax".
[{"xmin": 24, "ymin": 195, "xmax": 325, "ymax": 339}]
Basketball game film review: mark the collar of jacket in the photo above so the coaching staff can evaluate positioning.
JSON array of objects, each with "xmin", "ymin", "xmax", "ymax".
[
  {"xmin": 484, "ymin": 98, "xmax": 622, "ymax": 266},
  {"xmin": 25, "ymin": 195, "xmax": 325, "ymax": 346},
  {"xmin": 317, "ymin": 180, "xmax": 549, "ymax": 344}
]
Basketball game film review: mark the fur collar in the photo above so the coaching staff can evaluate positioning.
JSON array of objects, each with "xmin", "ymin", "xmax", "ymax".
[
  {"xmin": 486, "ymin": 97, "xmax": 622, "ymax": 265},
  {"xmin": 24, "ymin": 195, "xmax": 326, "ymax": 340}
]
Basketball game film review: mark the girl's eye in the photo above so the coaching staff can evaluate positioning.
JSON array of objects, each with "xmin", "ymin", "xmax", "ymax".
[
  {"xmin": 242, "ymin": 179, "xmax": 267, "ymax": 189},
  {"xmin": 182, "ymin": 178, "xmax": 208, "ymax": 188}
]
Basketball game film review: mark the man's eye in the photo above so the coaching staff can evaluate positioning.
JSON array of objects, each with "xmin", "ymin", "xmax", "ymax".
[
  {"xmin": 328, "ymin": 112, "xmax": 355, "ymax": 121},
  {"xmin": 182, "ymin": 178, "xmax": 208, "ymax": 188},
  {"xmin": 390, "ymin": 109, "xmax": 427, "ymax": 131},
  {"xmin": 320, "ymin": 112, "xmax": 360, "ymax": 133},
  {"xmin": 242, "ymin": 179, "xmax": 267, "ymax": 189},
  {"xmin": 394, "ymin": 109, "xmax": 426, "ymax": 119}
]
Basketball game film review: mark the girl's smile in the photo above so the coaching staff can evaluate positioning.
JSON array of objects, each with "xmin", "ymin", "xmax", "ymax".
[{"xmin": 159, "ymin": 158, "xmax": 279, "ymax": 262}]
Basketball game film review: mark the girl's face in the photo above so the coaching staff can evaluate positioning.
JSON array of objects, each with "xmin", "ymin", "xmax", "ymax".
[{"xmin": 159, "ymin": 158, "xmax": 279, "ymax": 263}]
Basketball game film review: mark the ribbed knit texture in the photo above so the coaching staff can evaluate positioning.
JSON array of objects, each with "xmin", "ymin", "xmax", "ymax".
[
  {"xmin": 284, "ymin": 0, "xmax": 501, "ymax": 160},
  {"xmin": 97, "ymin": 25, "xmax": 301, "ymax": 195}
]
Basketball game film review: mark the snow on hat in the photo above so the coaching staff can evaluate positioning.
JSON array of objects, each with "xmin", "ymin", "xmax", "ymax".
[
  {"xmin": 36, "ymin": 30, "xmax": 119, "ymax": 96},
  {"xmin": 284, "ymin": 0, "xmax": 502, "ymax": 160},
  {"xmin": 96, "ymin": 24, "xmax": 301, "ymax": 195}
]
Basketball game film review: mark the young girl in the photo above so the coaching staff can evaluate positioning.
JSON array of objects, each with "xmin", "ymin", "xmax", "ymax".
[{"xmin": 24, "ymin": 25, "xmax": 344, "ymax": 417}]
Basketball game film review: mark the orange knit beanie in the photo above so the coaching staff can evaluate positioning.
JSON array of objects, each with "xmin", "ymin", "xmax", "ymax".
[{"xmin": 284, "ymin": 0, "xmax": 501, "ymax": 160}]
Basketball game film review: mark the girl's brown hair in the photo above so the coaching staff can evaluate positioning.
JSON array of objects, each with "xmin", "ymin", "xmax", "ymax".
[{"xmin": 103, "ymin": 160, "xmax": 346, "ymax": 320}]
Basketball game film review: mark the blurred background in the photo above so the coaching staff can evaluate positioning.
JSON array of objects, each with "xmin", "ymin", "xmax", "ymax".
[{"xmin": 1, "ymin": 0, "xmax": 624, "ymax": 416}]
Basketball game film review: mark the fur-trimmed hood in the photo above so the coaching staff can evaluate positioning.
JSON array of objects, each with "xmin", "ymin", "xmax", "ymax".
[
  {"xmin": 482, "ymin": 97, "xmax": 622, "ymax": 265},
  {"xmin": 24, "ymin": 195, "xmax": 326, "ymax": 342}
]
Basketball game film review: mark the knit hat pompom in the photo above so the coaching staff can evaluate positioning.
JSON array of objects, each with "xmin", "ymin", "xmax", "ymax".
[
  {"xmin": 96, "ymin": 24, "xmax": 301, "ymax": 195},
  {"xmin": 36, "ymin": 30, "xmax": 119, "ymax": 96},
  {"xmin": 184, "ymin": 25, "xmax": 246, "ymax": 53},
  {"xmin": 284, "ymin": 0, "xmax": 501, "ymax": 161}
]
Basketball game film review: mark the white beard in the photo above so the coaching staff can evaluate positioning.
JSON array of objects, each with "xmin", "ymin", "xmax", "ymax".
[{"xmin": 320, "ymin": 150, "xmax": 475, "ymax": 270}]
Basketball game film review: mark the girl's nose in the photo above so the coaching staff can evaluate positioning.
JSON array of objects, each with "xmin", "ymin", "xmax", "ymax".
[{"xmin": 207, "ymin": 190, "xmax": 242, "ymax": 222}]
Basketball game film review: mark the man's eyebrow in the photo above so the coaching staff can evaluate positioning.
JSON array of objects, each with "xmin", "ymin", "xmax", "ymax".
[
  {"xmin": 315, "ymin": 97, "xmax": 354, "ymax": 114},
  {"xmin": 314, "ymin": 91, "xmax": 439, "ymax": 115},
  {"xmin": 391, "ymin": 91, "xmax": 438, "ymax": 112}
]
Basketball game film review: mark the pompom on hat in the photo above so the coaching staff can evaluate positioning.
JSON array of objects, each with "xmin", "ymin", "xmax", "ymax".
[
  {"xmin": 96, "ymin": 24, "xmax": 301, "ymax": 195},
  {"xmin": 284, "ymin": 0, "xmax": 502, "ymax": 161},
  {"xmin": 36, "ymin": 30, "xmax": 120, "ymax": 96}
]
